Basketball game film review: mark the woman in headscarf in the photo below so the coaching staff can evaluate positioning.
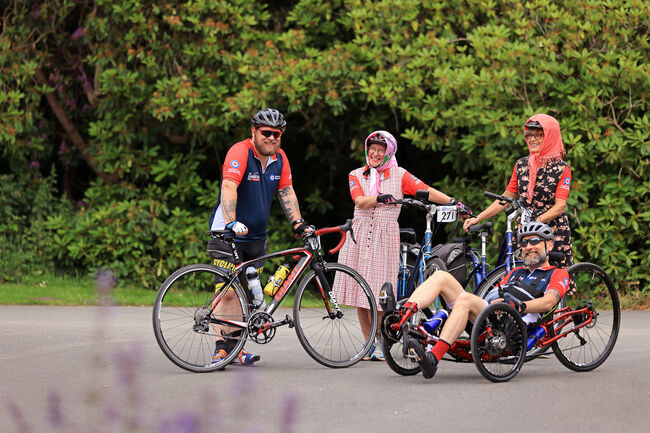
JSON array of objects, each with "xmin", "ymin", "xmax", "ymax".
[
  {"xmin": 463, "ymin": 113, "xmax": 573, "ymax": 268},
  {"xmin": 333, "ymin": 130, "xmax": 461, "ymax": 361}
]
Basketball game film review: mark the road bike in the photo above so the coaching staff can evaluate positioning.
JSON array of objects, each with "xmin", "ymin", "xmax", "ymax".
[{"xmin": 152, "ymin": 220, "xmax": 377, "ymax": 372}]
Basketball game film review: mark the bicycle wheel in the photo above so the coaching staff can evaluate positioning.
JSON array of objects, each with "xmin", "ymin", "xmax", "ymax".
[
  {"xmin": 474, "ymin": 266, "xmax": 508, "ymax": 299},
  {"xmin": 423, "ymin": 257, "xmax": 446, "ymax": 279},
  {"xmin": 153, "ymin": 264, "xmax": 250, "ymax": 372},
  {"xmin": 471, "ymin": 303, "xmax": 527, "ymax": 382},
  {"xmin": 293, "ymin": 262, "xmax": 376, "ymax": 368},
  {"xmin": 381, "ymin": 312, "xmax": 421, "ymax": 376},
  {"xmin": 552, "ymin": 262, "xmax": 620, "ymax": 372}
]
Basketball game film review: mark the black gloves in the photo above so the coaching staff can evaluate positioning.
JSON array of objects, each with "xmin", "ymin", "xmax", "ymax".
[{"xmin": 377, "ymin": 194, "xmax": 396, "ymax": 204}]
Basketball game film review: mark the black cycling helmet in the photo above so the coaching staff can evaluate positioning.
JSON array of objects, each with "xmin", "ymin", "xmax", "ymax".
[
  {"xmin": 524, "ymin": 120, "xmax": 543, "ymax": 130},
  {"xmin": 517, "ymin": 221, "xmax": 554, "ymax": 243},
  {"xmin": 251, "ymin": 108, "xmax": 286, "ymax": 131}
]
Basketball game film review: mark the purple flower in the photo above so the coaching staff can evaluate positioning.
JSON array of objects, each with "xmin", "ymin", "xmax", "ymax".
[
  {"xmin": 71, "ymin": 27, "xmax": 85, "ymax": 40},
  {"xmin": 76, "ymin": 200, "xmax": 86, "ymax": 210},
  {"xmin": 158, "ymin": 411, "xmax": 199, "ymax": 433},
  {"xmin": 103, "ymin": 405, "xmax": 121, "ymax": 424},
  {"xmin": 5, "ymin": 400, "xmax": 30, "ymax": 431},
  {"xmin": 59, "ymin": 140, "xmax": 67, "ymax": 155},
  {"xmin": 112, "ymin": 344, "xmax": 143, "ymax": 386},
  {"xmin": 47, "ymin": 391, "xmax": 64, "ymax": 427},
  {"xmin": 65, "ymin": 98, "xmax": 76, "ymax": 109},
  {"xmin": 280, "ymin": 394, "xmax": 299, "ymax": 433},
  {"xmin": 29, "ymin": 160, "xmax": 40, "ymax": 170},
  {"xmin": 95, "ymin": 269, "xmax": 117, "ymax": 291}
]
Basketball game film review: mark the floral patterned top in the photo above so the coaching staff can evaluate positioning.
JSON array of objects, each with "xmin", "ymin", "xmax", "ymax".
[{"xmin": 506, "ymin": 156, "xmax": 574, "ymax": 268}]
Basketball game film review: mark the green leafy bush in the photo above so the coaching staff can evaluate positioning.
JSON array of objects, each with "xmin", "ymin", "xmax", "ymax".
[{"xmin": 1, "ymin": 1, "xmax": 647, "ymax": 293}]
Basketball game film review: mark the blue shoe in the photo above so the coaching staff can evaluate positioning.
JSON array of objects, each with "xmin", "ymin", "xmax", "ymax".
[
  {"xmin": 370, "ymin": 343, "xmax": 385, "ymax": 361},
  {"xmin": 363, "ymin": 342, "xmax": 376, "ymax": 361},
  {"xmin": 234, "ymin": 349, "xmax": 260, "ymax": 365},
  {"xmin": 210, "ymin": 348, "xmax": 228, "ymax": 366}
]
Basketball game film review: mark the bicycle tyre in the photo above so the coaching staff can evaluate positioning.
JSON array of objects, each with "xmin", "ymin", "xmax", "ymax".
[
  {"xmin": 552, "ymin": 262, "xmax": 620, "ymax": 372},
  {"xmin": 474, "ymin": 266, "xmax": 508, "ymax": 299},
  {"xmin": 381, "ymin": 313, "xmax": 421, "ymax": 376},
  {"xmin": 471, "ymin": 303, "xmax": 527, "ymax": 382},
  {"xmin": 152, "ymin": 264, "xmax": 250, "ymax": 372},
  {"xmin": 475, "ymin": 265, "xmax": 556, "ymax": 362},
  {"xmin": 423, "ymin": 257, "xmax": 446, "ymax": 280},
  {"xmin": 293, "ymin": 262, "xmax": 376, "ymax": 368}
]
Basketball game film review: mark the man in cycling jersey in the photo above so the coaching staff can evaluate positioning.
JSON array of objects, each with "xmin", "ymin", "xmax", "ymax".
[
  {"xmin": 390, "ymin": 221, "xmax": 570, "ymax": 379},
  {"xmin": 207, "ymin": 108, "xmax": 310, "ymax": 366}
]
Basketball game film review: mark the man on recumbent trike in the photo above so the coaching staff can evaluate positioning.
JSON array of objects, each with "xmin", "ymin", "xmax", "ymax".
[{"xmin": 386, "ymin": 221, "xmax": 569, "ymax": 379}]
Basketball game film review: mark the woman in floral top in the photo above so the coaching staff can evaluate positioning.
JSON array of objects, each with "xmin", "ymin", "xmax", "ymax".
[{"xmin": 463, "ymin": 114, "xmax": 573, "ymax": 268}]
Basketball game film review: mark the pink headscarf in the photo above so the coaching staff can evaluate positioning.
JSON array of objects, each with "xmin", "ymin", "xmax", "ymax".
[
  {"xmin": 365, "ymin": 130, "xmax": 398, "ymax": 195},
  {"xmin": 524, "ymin": 113, "xmax": 566, "ymax": 202}
]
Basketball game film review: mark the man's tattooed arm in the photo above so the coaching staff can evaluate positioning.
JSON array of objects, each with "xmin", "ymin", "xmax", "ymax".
[
  {"xmin": 277, "ymin": 186, "xmax": 302, "ymax": 224},
  {"xmin": 220, "ymin": 179, "xmax": 239, "ymax": 223}
]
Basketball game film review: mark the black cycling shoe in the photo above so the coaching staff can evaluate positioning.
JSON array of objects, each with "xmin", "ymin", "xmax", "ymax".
[
  {"xmin": 419, "ymin": 351, "xmax": 439, "ymax": 379},
  {"xmin": 406, "ymin": 340, "xmax": 439, "ymax": 379}
]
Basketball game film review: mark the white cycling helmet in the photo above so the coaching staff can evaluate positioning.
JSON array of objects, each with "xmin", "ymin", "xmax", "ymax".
[{"xmin": 517, "ymin": 222, "xmax": 554, "ymax": 243}]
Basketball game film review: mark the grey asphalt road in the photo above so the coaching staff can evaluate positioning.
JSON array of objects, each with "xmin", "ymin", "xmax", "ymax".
[{"xmin": 1, "ymin": 305, "xmax": 649, "ymax": 433}]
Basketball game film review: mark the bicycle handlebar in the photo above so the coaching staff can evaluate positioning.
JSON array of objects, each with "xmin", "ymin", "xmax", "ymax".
[
  {"xmin": 313, "ymin": 219, "xmax": 356, "ymax": 255},
  {"xmin": 393, "ymin": 196, "xmax": 474, "ymax": 217},
  {"xmin": 484, "ymin": 191, "xmax": 532, "ymax": 222},
  {"xmin": 483, "ymin": 190, "xmax": 514, "ymax": 203}
]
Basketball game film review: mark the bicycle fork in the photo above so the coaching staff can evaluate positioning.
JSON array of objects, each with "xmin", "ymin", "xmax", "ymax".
[{"xmin": 312, "ymin": 262, "xmax": 343, "ymax": 319}]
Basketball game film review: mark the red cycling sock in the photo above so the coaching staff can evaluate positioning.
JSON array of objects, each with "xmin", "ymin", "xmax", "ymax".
[{"xmin": 431, "ymin": 339, "xmax": 451, "ymax": 361}]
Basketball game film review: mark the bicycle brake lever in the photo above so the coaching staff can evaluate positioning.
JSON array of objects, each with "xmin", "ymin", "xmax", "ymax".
[{"xmin": 349, "ymin": 226, "xmax": 357, "ymax": 244}]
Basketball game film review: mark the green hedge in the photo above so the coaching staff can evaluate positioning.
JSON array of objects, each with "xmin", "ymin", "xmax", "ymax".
[{"xmin": 1, "ymin": 1, "xmax": 648, "ymax": 292}]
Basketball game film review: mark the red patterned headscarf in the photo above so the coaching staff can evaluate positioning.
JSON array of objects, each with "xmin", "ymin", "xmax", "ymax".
[{"xmin": 524, "ymin": 114, "xmax": 566, "ymax": 202}]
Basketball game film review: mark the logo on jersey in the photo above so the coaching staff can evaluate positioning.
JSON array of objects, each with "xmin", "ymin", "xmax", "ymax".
[
  {"xmin": 410, "ymin": 174, "xmax": 422, "ymax": 184},
  {"xmin": 230, "ymin": 160, "xmax": 239, "ymax": 168},
  {"xmin": 563, "ymin": 278, "xmax": 569, "ymax": 287},
  {"xmin": 247, "ymin": 172, "xmax": 260, "ymax": 182},
  {"xmin": 559, "ymin": 177, "xmax": 570, "ymax": 190},
  {"xmin": 269, "ymin": 174, "xmax": 278, "ymax": 181}
]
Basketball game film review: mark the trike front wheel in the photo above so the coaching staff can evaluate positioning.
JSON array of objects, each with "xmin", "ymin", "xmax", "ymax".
[
  {"xmin": 471, "ymin": 303, "xmax": 527, "ymax": 382},
  {"xmin": 293, "ymin": 263, "xmax": 376, "ymax": 368}
]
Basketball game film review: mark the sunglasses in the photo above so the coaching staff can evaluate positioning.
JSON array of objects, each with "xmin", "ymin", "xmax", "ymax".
[
  {"xmin": 520, "ymin": 237, "xmax": 544, "ymax": 247},
  {"xmin": 259, "ymin": 129, "xmax": 282, "ymax": 139},
  {"xmin": 525, "ymin": 132, "xmax": 544, "ymax": 140}
]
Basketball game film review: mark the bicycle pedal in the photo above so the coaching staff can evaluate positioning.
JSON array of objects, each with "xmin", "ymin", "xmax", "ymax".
[{"xmin": 286, "ymin": 315, "xmax": 294, "ymax": 328}]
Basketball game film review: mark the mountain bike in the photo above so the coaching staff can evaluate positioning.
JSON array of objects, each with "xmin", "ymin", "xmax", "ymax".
[{"xmin": 152, "ymin": 220, "xmax": 377, "ymax": 372}]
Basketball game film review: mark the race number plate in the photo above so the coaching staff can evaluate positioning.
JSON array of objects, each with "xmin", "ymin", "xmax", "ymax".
[{"xmin": 437, "ymin": 206, "xmax": 457, "ymax": 222}]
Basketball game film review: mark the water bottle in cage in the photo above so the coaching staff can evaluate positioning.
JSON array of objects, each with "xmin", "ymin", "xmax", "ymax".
[
  {"xmin": 264, "ymin": 264, "xmax": 291, "ymax": 296},
  {"xmin": 245, "ymin": 267, "xmax": 266, "ymax": 309},
  {"xmin": 526, "ymin": 325, "xmax": 546, "ymax": 350},
  {"xmin": 422, "ymin": 309, "xmax": 449, "ymax": 333}
]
